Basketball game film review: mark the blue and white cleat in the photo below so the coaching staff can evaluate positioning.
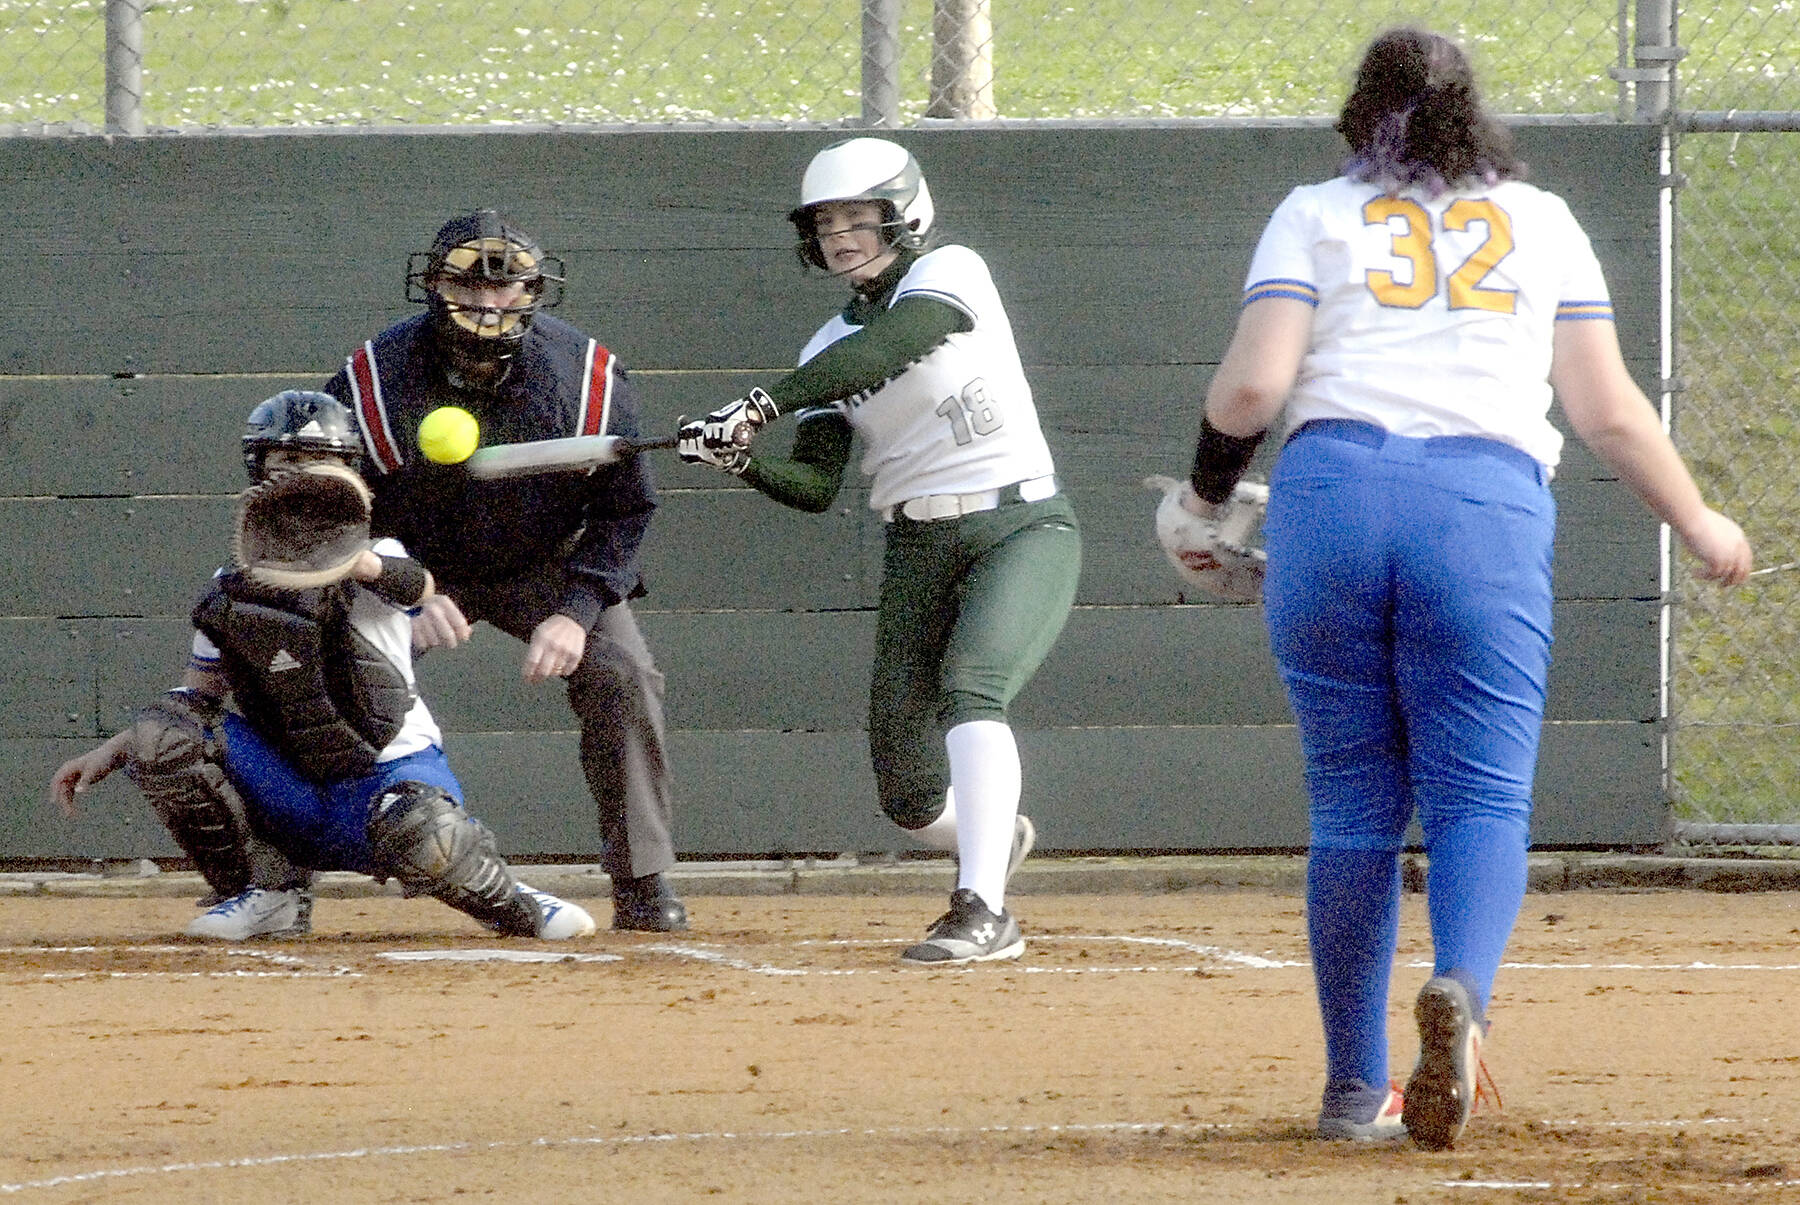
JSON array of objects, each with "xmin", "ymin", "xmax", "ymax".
[
  {"xmin": 185, "ymin": 886, "xmax": 313, "ymax": 940},
  {"xmin": 514, "ymin": 885, "xmax": 597, "ymax": 940}
]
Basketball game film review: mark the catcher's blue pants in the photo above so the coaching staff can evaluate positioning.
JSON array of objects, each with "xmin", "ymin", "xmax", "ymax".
[
  {"xmin": 1261, "ymin": 419, "xmax": 1554, "ymax": 1091},
  {"xmin": 221, "ymin": 714, "xmax": 463, "ymax": 875}
]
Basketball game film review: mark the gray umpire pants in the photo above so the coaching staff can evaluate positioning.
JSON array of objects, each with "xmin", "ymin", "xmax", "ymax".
[{"xmin": 449, "ymin": 571, "xmax": 678, "ymax": 883}]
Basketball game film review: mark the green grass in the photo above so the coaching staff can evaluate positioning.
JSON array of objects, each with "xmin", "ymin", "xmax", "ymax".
[
  {"xmin": 2, "ymin": 0, "xmax": 1796, "ymax": 826},
  {"xmin": 1, "ymin": 1, "xmax": 1789, "ymax": 127},
  {"xmin": 0, "ymin": 0, "xmax": 1670, "ymax": 128}
]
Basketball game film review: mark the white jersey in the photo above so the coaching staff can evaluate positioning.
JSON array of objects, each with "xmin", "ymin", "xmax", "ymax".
[
  {"xmin": 191, "ymin": 536, "xmax": 442, "ymax": 762},
  {"xmin": 798, "ymin": 244, "xmax": 1057, "ymax": 511},
  {"xmin": 1245, "ymin": 175, "xmax": 1615, "ymax": 469}
]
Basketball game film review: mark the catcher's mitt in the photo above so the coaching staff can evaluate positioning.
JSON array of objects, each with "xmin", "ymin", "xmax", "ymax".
[
  {"xmin": 1144, "ymin": 473, "xmax": 1268, "ymax": 603},
  {"xmin": 232, "ymin": 461, "xmax": 374, "ymax": 589}
]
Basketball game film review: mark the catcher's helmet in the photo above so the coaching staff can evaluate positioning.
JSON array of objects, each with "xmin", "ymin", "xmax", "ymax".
[
  {"xmin": 406, "ymin": 209, "xmax": 566, "ymax": 375},
  {"xmin": 242, "ymin": 390, "xmax": 363, "ymax": 482},
  {"xmin": 789, "ymin": 138, "xmax": 935, "ymax": 271}
]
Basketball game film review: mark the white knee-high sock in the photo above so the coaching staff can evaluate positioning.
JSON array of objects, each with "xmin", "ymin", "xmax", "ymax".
[
  {"xmin": 910, "ymin": 789, "xmax": 959, "ymax": 851},
  {"xmin": 945, "ymin": 719, "xmax": 1021, "ymax": 913}
]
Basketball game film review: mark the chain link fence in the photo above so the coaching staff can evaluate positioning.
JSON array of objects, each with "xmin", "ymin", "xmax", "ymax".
[
  {"xmin": 4, "ymin": 0, "xmax": 1796, "ymax": 841},
  {"xmin": 1661, "ymin": 3, "xmax": 1800, "ymax": 845},
  {"xmin": 0, "ymin": 0, "xmax": 1649, "ymax": 131}
]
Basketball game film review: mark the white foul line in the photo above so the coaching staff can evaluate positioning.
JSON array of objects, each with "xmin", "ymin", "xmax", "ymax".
[{"xmin": 2, "ymin": 1117, "xmax": 1790, "ymax": 1196}]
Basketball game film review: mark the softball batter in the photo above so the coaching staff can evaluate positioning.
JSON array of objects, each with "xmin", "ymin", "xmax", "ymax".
[
  {"xmin": 1181, "ymin": 29, "xmax": 1751, "ymax": 1146},
  {"xmin": 679, "ymin": 137, "xmax": 1080, "ymax": 965}
]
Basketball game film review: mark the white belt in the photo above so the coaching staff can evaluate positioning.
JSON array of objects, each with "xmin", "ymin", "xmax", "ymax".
[{"xmin": 882, "ymin": 474, "xmax": 1058, "ymax": 523}]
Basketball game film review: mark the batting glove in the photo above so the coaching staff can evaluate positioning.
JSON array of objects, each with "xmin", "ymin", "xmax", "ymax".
[
  {"xmin": 700, "ymin": 387, "xmax": 779, "ymax": 450},
  {"xmin": 677, "ymin": 416, "xmax": 751, "ymax": 475}
]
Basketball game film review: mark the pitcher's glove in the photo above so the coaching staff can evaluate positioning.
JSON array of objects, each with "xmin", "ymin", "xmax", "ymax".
[
  {"xmin": 232, "ymin": 461, "xmax": 374, "ymax": 589},
  {"xmin": 1144, "ymin": 474, "xmax": 1268, "ymax": 603}
]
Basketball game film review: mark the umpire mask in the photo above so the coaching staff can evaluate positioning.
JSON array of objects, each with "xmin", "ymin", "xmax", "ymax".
[{"xmin": 407, "ymin": 210, "xmax": 566, "ymax": 387}]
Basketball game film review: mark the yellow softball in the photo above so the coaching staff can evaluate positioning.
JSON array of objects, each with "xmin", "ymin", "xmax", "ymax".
[{"xmin": 418, "ymin": 406, "xmax": 480, "ymax": 465}]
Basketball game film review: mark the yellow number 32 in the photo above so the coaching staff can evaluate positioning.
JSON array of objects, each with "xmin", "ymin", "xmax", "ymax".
[{"xmin": 1363, "ymin": 197, "xmax": 1517, "ymax": 313}]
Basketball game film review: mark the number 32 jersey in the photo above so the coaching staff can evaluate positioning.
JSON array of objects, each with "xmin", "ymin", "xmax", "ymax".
[
  {"xmin": 798, "ymin": 244, "xmax": 1057, "ymax": 512},
  {"xmin": 1246, "ymin": 176, "xmax": 1614, "ymax": 470}
]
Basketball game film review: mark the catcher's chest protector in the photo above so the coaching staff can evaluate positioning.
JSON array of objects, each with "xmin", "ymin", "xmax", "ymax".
[{"xmin": 194, "ymin": 576, "xmax": 412, "ymax": 782}]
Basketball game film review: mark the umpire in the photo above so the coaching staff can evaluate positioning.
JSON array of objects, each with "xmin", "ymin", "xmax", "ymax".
[{"xmin": 324, "ymin": 209, "xmax": 687, "ymax": 932}]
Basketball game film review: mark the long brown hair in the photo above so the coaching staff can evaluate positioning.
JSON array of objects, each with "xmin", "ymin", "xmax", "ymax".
[{"xmin": 1335, "ymin": 28, "xmax": 1524, "ymax": 194}]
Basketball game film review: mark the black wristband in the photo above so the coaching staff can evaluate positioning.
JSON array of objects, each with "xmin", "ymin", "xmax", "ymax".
[
  {"xmin": 367, "ymin": 555, "xmax": 429, "ymax": 606},
  {"xmin": 1189, "ymin": 416, "xmax": 1267, "ymax": 505}
]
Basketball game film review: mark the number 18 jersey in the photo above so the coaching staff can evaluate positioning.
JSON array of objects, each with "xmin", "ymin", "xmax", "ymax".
[
  {"xmin": 1246, "ymin": 176, "xmax": 1615, "ymax": 470},
  {"xmin": 798, "ymin": 244, "xmax": 1056, "ymax": 512}
]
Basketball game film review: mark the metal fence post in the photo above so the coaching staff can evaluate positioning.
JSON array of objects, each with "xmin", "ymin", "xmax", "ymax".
[
  {"xmin": 105, "ymin": 0, "xmax": 146, "ymax": 135},
  {"xmin": 928, "ymin": 0, "xmax": 996, "ymax": 119},
  {"xmin": 1641, "ymin": 0, "xmax": 1681, "ymax": 827},
  {"xmin": 861, "ymin": 0, "xmax": 901, "ymax": 129},
  {"xmin": 1631, "ymin": 0, "xmax": 1679, "ymax": 123}
]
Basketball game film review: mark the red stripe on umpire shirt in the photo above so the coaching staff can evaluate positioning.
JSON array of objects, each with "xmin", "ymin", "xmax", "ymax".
[
  {"xmin": 579, "ymin": 342, "xmax": 614, "ymax": 437},
  {"xmin": 351, "ymin": 345, "xmax": 404, "ymax": 472}
]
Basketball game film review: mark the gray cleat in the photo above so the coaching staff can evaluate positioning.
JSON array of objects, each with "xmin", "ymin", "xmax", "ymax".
[{"xmin": 900, "ymin": 888, "xmax": 1024, "ymax": 966}]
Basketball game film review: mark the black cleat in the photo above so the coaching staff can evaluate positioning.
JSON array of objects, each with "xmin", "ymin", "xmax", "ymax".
[{"xmin": 612, "ymin": 872, "xmax": 689, "ymax": 932}]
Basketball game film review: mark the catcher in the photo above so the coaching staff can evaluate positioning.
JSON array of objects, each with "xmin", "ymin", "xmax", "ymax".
[{"xmin": 49, "ymin": 390, "xmax": 595, "ymax": 942}]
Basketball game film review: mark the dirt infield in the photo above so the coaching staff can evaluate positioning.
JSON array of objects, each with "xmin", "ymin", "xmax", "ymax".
[{"xmin": 2, "ymin": 875, "xmax": 1798, "ymax": 1203}]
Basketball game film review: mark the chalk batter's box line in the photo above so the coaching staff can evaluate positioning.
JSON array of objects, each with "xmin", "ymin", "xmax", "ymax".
[
  {"xmin": 644, "ymin": 936, "xmax": 1800, "ymax": 976},
  {"xmin": 5, "ymin": 942, "xmax": 1800, "ymax": 981},
  {"xmin": 0, "ymin": 944, "xmax": 360, "ymax": 980}
]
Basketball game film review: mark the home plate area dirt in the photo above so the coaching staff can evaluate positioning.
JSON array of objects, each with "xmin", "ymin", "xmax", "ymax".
[{"xmin": 2, "ymin": 889, "xmax": 1797, "ymax": 1202}]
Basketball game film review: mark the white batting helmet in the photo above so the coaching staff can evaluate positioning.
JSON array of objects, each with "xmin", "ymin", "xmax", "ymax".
[{"xmin": 789, "ymin": 137, "xmax": 935, "ymax": 269}]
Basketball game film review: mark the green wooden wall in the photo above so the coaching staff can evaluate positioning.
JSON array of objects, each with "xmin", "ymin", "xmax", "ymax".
[{"xmin": 1, "ymin": 125, "xmax": 1666, "ymax": 861}]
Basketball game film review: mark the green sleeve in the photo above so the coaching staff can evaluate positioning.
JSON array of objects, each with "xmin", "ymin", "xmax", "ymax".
[
  {"xmin": 763, "ymin": 294, "xmax": 971, "ymax": 414},
  {"xmin": 739, "ymin": 409, "xmax": 856, "ymax": 514}
]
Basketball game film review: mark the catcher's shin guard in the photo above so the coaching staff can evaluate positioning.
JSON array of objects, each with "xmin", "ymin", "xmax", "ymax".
[
  {"xmin": 365, "ymin": 781, "xmax": 539, "ymax": 935},
  {"xmin": 126, "ymin": 693, "xmax": 308, "ymax": 896}
]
